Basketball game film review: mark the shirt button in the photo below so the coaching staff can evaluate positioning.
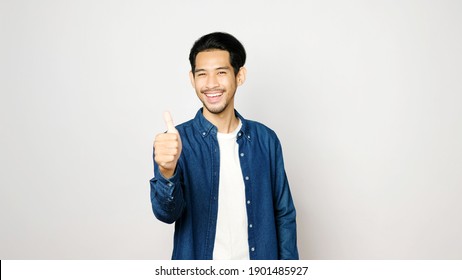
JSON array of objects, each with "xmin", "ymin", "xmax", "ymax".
[
  {"xmin": 249, "ymin": 224, "xmax": 253, "ymax": 228},
  {"xmin": 238, "ymin": 132, "xmax": 242, "ymax": 137},
  {"xmin": 251, "ymin": 247, "xmax": 255, "ymax": 252},
  {"xmin": 167, "ymin": 182, "xmax": 173, "ymax": 187},
  {"xmin": 247, "ymin": 135, "xmax": 251, "ymax": 139},
  {"xmin": 245, "ymin": 176, "xmax": 249, "ymax": 180},
  {"xmin": 240, "ymin": 153, "xmax": 244, "ymax": 157},
  {"xmin": 202, "ymin": 132, "xmax": 206, "ymax": 136},
  {"xmin": 247, "ymin": 200, "xmax": 251, "ymax": 204}
]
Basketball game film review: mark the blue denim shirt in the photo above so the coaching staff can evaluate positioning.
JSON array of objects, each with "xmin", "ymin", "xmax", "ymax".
[{"xmin": 150, "ymin": 109, "xmax": 298, "ymax": 260}]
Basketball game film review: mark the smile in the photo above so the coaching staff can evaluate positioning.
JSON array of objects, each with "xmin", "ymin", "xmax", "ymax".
[
  {"xmin": 205, "ymin": 93, "xmax": 223, "ymax": 97},
  {"xmin": 203, "ymin": 91, "xmax": 224, "ymax": 104}
]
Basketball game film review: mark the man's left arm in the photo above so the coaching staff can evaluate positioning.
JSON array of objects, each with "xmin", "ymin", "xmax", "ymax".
[{"xmin": 273, "ymin": 138, "xmax": 299, "ymax": 260}]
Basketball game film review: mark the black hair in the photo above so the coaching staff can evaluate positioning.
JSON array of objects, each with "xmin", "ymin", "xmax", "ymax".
[{"xmin": 189, "ymin": 32, "xmax": 246, "ymax": 76}]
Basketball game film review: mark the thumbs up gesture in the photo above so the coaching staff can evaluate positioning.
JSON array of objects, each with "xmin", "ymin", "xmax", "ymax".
[{"xmin": 154, "ymin": 111, "xmax": 182, "ymax": 178}]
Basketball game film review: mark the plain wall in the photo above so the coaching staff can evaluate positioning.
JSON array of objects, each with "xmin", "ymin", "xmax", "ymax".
[{"xmin": 1, "ymin": 0, "xmax": 462, "ymax": 259}]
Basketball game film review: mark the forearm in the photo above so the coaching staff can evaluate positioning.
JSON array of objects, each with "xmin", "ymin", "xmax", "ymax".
[
  {"xmin": 276, "ymin": 202, "xmax": 299, "ymax": 260},
  {"xmin": 150, "ymin": 163, "xmax": 185, "ymax": 224}
]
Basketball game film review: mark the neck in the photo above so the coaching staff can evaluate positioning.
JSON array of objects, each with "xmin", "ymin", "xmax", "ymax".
[{"xmin": 203, "ymin": 107, "xmax": 239, "ymax": 134}]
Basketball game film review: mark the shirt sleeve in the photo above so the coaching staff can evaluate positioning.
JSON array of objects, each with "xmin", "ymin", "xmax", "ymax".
[
  {"xmin": 273, "ymin": 138, "xmax": 299, "ymax": 260},
  {"xmin": 150, "ymin": 154, "xmax": 185, "ymax": 224}
]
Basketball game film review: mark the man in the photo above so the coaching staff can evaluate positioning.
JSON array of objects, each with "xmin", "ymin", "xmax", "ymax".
[{"xmin": 150, "ymin": 32, "xmax": 298, "ymax": 260}]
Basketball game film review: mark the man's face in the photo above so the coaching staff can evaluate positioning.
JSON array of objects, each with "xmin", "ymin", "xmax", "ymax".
[{"xmin": 189, "ymin": 50, "xmax": 245, "ymax": 116}]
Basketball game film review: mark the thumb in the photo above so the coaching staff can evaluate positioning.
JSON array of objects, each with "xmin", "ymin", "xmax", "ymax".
[{"xmin": 163, "ymin": 111, "xmax": 177, "ymax": 133}]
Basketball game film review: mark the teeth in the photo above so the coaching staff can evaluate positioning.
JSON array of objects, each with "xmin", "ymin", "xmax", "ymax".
[{"xmin": 206, "ymin": 93, "xmax": 222, "ymax": 97}]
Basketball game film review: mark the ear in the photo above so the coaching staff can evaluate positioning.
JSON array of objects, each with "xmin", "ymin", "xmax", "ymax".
[
  {"xmin": 189, "ymin": 71, "xmax": 195, "ymax": 88},
  {"xmin": 236, "ymin": 67, "xmax": 247, "ymax": 86}
]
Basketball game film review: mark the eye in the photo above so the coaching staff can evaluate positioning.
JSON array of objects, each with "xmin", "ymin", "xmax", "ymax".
[
  {"xmin": 197, "ymin": 72, "xmax": 206, "ymax": 77},
  {"xmin": 218, "ymin": 71, "xmax": 227, "ymax": 75}
]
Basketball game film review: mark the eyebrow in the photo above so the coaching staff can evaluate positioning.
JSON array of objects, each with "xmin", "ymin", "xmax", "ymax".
[{"xmin": 194, "ymin": 66, "xmax": 231, "ymax": 73}]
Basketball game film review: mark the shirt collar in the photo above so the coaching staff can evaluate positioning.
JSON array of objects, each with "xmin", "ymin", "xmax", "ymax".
[{"xmin": 193, "ymin": 108, "xmax": 251, "ymax": 141}]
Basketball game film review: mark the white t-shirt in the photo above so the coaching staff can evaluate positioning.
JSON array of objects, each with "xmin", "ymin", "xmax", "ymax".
[{"xmin": 213, "ymin": 121, "xmax": 250, "ymax": 260}]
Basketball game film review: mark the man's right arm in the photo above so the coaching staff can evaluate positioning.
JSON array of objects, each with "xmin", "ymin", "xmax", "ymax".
[{"xmin": 150, "ymin": 112, "xmax": 185, "ymax": 224}]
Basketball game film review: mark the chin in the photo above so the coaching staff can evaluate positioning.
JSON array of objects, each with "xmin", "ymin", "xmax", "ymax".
[{"xmin": 204, "ymin": 104, "xmax": 227, "ymax": 115}]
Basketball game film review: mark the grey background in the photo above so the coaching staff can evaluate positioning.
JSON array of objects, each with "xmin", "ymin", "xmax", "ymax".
[{"xmin": 1, "ymin": 0, "xmax": 461, "ymax": 259}]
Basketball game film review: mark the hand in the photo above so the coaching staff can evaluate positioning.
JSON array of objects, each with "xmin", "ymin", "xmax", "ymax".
[{"xmin": 153, "ymin": 111, "xmax": 182, "ymax": 178}]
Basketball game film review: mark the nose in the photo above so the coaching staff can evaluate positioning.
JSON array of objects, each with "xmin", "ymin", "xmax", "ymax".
[{"xmin": 206, "ymin": 74, "xmax": 219, "ymax": 89}]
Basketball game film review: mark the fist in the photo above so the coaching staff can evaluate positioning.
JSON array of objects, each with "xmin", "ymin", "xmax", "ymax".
[{"xmin": 154, "ymin": 111, "xmax": 182, "ymax": 178}]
